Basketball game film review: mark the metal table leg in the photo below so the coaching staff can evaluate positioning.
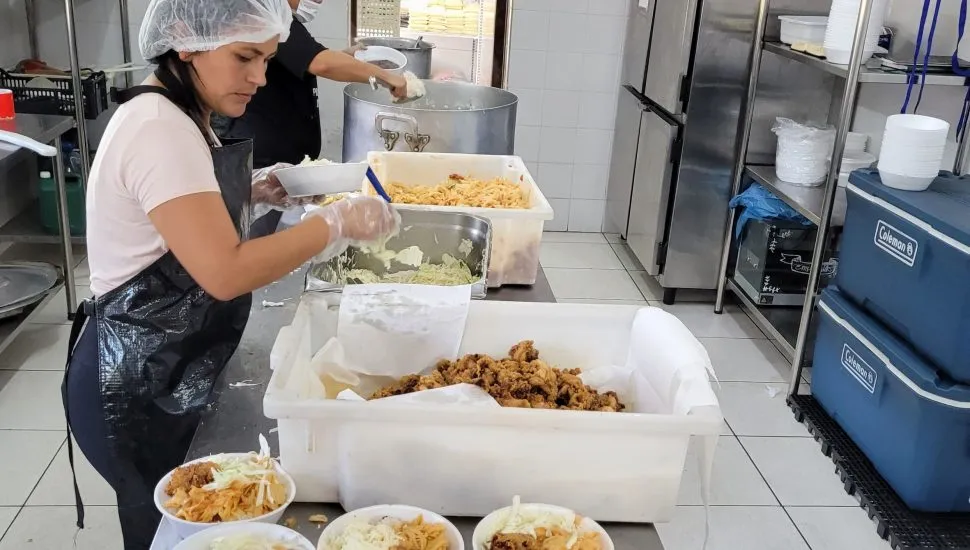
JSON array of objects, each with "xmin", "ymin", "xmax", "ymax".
[{"xmin": 52, "ymin": 136, "xmax": 77, "ymax": 317}]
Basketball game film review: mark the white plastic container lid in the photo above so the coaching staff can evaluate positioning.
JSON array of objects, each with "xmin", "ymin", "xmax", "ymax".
[{"xmin": 778, "ymin": 15, "xmax": 829, "ymax": 26}]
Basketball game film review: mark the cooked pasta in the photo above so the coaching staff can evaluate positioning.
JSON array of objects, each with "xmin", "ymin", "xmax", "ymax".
[{"xmin": 378, "ymin": 174, "xmax": 529, "ymax": 209}]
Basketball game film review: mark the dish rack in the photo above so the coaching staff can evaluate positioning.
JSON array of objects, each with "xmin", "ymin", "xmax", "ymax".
[
  {"xmin": 356, "ymin": 0, "xmax": 401, "ymax": 37},
  {"xmin": 0, "ymin": 69, "xmax": 109, "ymax": 120}
]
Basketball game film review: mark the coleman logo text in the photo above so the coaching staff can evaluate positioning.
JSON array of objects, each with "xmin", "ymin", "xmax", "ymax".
[
  {"xmin": 874, "ymin": 220, "xmax": 918, "ymax": 267},
  {"xmin": 841, "ymin": 344, "xmax": 877, "ymax": 394}
]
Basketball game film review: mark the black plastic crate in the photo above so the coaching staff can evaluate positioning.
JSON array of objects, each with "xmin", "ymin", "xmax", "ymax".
[{"xmin": 0, "ymin": 69, "xmax": 109, "ymax": 119}]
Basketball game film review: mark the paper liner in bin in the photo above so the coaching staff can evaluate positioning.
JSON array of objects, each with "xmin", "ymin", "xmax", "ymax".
[{"xmin": 264, "ymin": 300, "xmax": 722, "ymax": 523}]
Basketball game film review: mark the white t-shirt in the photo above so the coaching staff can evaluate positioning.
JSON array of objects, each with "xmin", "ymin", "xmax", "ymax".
[{"xmin": 86, "ymin": 94, "xmax": 220, "ymax": 296}]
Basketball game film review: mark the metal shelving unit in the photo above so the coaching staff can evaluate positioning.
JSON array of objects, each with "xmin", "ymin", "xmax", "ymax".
[
  {"xmin": 713, "ymin": 0, "xmax": 970, "ymax": 396},
  {"xmin": 22, "ymin": 0, "xmax": 133, "ymax": 183}
]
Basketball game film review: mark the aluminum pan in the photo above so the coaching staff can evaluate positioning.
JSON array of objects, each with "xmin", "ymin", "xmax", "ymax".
[{"xmin": 306, "ymin": 210, "xmax": 491, "ymax": 299}]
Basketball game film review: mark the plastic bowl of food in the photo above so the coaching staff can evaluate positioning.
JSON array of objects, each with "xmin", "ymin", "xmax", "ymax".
[
  {"xmin": 354, "ymin": 46, "xmax": 407, "ymax": 74},
  {"xmin": 274, "ymin": 160, "xmax": 369, "ymax": 198},
  {"xmin": 472, "ymin": 499, "xmax": 614, "ymax": 550},
  {"xmin": 172, "ymin": 523, "xmax": 314, "ymax": 550},
  {"xmin": 318, "ymin": 505, "xmax": 464, "ymax": 550},
  {"xmin": 154, "ymin": 453, "xmax": 297, "ymax": 540}
]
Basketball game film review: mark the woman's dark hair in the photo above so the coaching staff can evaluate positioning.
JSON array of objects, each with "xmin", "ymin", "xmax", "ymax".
[{"xmin": 150, "ymin": 50, "xmax": 213, "ymax": 144}]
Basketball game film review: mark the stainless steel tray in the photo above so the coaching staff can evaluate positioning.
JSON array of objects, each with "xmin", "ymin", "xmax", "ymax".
[
  {"xmin": 0, "ymin": 262, "xmax": 59, "ymax": 319},
  {"xmin": 306, "ymin": 210, "xmax": 491, "ymax": 299}
]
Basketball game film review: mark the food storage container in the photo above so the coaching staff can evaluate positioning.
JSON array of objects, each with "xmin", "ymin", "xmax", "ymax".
[
  {"xmin": 840, "ymin": 170, "xmax": 970, "ymax": 383},
  {"xmin": 263, "ymin": 296, "xmax": 723, "ymax": 523},
  {"xmin": 305, "ymin": 210, "xmax": 491, "ymax": 298},
  {"xmin": 813, "ymin": 287, "xmax": 970, "ymax": 512},
  {"xmin": 778, "ymin": 15, "xmax": 828, "ymax": 45},
  {"xmin": 365, "ymin": 152, "xmax": 554, "ymax": 286}
]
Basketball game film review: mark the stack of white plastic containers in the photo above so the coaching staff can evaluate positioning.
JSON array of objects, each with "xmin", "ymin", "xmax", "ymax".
[
  {"xmin": 877, "ymin": 114, "xmax": 948, "ymax": 191},
  {"xmin": 823, "ymin": 0, "xmax": 888, "ymax": 64}
]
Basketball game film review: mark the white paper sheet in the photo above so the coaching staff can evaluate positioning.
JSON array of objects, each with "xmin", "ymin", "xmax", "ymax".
[{"xmin": 337, "ymin": 284, "xmax": 472, "ymax": 377}]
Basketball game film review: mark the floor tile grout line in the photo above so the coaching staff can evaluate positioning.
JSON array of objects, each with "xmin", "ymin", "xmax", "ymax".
[
  {"xmin": 0, "ymin": 506, "xmax": 23, "ymax": 545},
  {"xmin": 735, "ymin": 434, "xmax": 849, "ymax": 547},
  {"xmin": 17, "ymin": 437, "xmax": 66, "ymax": 512}
]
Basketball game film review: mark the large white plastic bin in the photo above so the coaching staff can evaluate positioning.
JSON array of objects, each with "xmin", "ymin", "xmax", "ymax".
[
  {"xmin": 365, "ymin": 152, "xmax": 554, "ymax": 287},
  {"xmin": 264, "ymin": 296, "xmax": 723, "ymax": 523}
]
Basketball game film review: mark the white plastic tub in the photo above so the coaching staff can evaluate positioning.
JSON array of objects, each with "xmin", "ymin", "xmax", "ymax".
[
  {"xmin": 778, "ymin": 15, "xmax": 828, "ymax": 45},
  {"xmin": 365, "ymin": 152, "xmax": 554, "ymax": 287},
  {"xmin": 263, "ymin": 296, "xmax": 723, "ymax": 523}
]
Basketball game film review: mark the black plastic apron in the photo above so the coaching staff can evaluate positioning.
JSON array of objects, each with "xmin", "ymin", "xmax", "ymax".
[{"xmin": 61, "ymin": 79, "xmax": 253, "ymax": 548}]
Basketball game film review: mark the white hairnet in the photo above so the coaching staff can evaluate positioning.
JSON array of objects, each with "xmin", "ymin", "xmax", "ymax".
[{"xmin": 140, "ymin": 0, "xmax": 293, "ymax": 60}]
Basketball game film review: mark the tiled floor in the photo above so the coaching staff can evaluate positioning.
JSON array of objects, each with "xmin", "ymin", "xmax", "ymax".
[{"xmin": 0, "ymin": 234, "xmax": 891, "ymax": 549}]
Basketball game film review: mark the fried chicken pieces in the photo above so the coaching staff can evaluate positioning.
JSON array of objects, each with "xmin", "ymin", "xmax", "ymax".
[
  {"xmin": 490, "ymin": 530, "xmax": 602, "ymax": 550},
  {"xmin": 165, "ymin": 461, "xmax": 216, "ymax": 495},
  {"xmin": 371, "ymin": 341, "xmax": 624, "ymax": 412}
]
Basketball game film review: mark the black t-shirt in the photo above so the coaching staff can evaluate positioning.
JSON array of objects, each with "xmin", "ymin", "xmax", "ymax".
[{"xmin": 215, "ymin": 20, "xmax": 325, "ymax": 169}]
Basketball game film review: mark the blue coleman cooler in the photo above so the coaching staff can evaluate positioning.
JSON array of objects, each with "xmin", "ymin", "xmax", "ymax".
[
  {"xmin": 813, "ymin": 287, "xmax": 970, "ymax": 512},
  {"xmin": 839, "ymin": 170, "xmax": 970, "ymax": 383}
]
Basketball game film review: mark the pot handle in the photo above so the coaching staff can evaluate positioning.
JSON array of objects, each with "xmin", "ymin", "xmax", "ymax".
[{"xmin": 375, "ymin": 112, "xmax": 418, "ymax": 151}]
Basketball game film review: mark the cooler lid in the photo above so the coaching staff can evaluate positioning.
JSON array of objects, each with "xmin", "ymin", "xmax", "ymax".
[
  {"xmin": 847, "ymin": 169, "xmax": 970, "ymax": 249},
  {"xmin": 818, "ymin": 287, "xmax": 970, "ymax": 406}
]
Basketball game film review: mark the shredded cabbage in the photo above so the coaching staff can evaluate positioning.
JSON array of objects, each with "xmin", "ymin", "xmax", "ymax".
[
  {"xmin": 323, "ymin": 520, "xmax": 400, "ymax": 550},
  {"xmin": 209, "ymin": 534, "xmax": 301, "ymax": 550},
  {"xmin": 300, "ymin": 155, "xmax": 333, "ymax": 166},
  {"xmin": 202, "ymin": 454, "xmax": 280, "ymax": 508},
  {"xmin": 344, "ymin": 254, "xmax": 476, "ymax": 286},
  {"xmin": 486, "ymin": 496, "xmax": 581, "ymax": 549}
]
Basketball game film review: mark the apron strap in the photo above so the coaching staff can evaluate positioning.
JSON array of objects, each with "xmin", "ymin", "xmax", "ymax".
[{"xmin": 61, "ymin": 299, "xmax": 93, "ymax": 529}]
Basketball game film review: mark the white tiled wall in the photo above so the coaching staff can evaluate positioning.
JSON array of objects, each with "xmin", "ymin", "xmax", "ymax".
[{"xmin": 507, "ymin": 0, "xmax": 627, "ymax": 232}]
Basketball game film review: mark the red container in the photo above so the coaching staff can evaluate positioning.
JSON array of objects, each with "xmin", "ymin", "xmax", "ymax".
[{"xmin": 0, "ymin": 89, "xmax": 14, "ymax": 120}]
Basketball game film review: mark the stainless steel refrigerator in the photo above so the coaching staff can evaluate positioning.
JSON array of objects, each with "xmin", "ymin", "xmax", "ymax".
[{"xmin": 606, "ymin": 0, "xmax": 758, "ymax": 303}]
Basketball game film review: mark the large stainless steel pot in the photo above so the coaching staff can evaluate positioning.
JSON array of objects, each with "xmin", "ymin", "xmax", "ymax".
[
  {"xmin": 342, "ymin": 82, "xmax": 517, "ymax": 163},
  {"xmin": 357, "ymin": 37, "xmax": 434, "ymax": 79}
]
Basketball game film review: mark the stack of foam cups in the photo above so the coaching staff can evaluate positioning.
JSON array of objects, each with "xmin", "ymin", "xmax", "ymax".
[{"xmin": 877, "ymin": 114, "xmax": 948, "ymax": 191}]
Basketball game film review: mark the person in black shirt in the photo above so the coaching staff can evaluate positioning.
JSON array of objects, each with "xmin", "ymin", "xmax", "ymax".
[{"xmin": 215, "ymin": 0, "xmax": 408, "ymax": 235}]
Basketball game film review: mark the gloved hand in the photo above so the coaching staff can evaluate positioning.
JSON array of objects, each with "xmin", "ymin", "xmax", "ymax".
[
  {"xmin": 306, "ymin": 195, "xmax": 401, "ymax": 261},
  {"xmin": 251, "ymin": 162, "xmax": 291, "ymax": 207},
  {"xmin": 251, "ymin": 163, "xmax": 328, "ymax": 221}
]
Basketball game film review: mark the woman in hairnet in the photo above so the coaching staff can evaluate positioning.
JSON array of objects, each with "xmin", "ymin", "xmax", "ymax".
[{"xmin": 60, "ymin": 0, "xmax": 398, "ymax": 547}]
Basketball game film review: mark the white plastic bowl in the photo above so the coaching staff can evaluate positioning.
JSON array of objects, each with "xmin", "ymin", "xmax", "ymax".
[
  {"xmin": 354, "ymin": 46, "xmax": 407, "ymax": 74},
  {"xmin": 878, "ymin": 168, "xmax": 936, "ymax": 191},
  {"xmin": 845, "ymin": 132, "xmax": 869, "ymax": 152},
  {"xmin": 154, "ymin": 453, "xmax": 297, "ymax": 540},
  {"xmin": 885, "ymin": 114, "xmax": 950, "ymax": 133},
  {"xmin": 471, "ymin": 503, "xmax": 614, "ymax": 550},
  {"xmin": 274, "ymin": 162, "xmax": 369, "ymax": 198},
  {"xmin": 173, "ymin": 523, "xmax": 314, "ymax": 550},
  {"xmin": 318, "ymin": 505, "xmax": 464, "ymax": 550}
]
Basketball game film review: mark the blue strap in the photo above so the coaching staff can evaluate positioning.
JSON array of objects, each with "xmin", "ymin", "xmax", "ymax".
[
  {"xmin": 953, "ymin": 0, "xmax": 970, "ymax": 137},
  {"xmin": 914, "ymin": 0, "xmax": 944, "ymax": 111},
  {"xmin": 901, "ymin": 0, "xmax": 933, "ymax": 113}
]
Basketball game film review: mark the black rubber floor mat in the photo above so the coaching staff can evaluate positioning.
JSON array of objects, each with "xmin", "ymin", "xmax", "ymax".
[{"xmin": 789, "ymin": 394, "xmax": 970, "ymax": 550}]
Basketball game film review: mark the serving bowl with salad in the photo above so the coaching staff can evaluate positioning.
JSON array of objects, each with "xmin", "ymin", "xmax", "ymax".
[
  {"xmin": 154, "ymin": 452, "xmax": 297, "ymax": 539},
  {"xmin": 472, "ymin": 497, "xmax": 613, "ymax": 550},
  {"xmin": 317, "ymin": 504, "xmax": 464, "ymax": 550},
  {"xmin": 172, "ymin": 523, "xmax": 314, "ymax": 550}
]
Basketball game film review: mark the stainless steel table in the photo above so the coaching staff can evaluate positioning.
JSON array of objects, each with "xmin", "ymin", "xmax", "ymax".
[
  {"xmin": 0, "ymin": 113, "xmax": 78, "ymax": 315},
  {"xmin": 183, "ymin": 267, "xmax": 665, "ymax": 550}
]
